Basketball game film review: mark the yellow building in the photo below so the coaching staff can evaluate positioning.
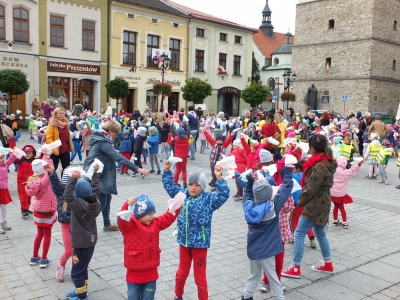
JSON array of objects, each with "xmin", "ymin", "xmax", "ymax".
[{"xmin": 110, "ymin": 0, "xmax": 189, "ymax": 114}]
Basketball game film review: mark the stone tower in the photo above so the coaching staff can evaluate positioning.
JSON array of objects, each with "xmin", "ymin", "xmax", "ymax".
[{"xmin": 292, "ymin": 0, "xmax": 400, "ymax": 116}]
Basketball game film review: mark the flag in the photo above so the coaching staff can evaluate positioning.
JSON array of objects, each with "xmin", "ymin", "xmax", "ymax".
[{"xmin": 326, "ymin": 63, "xmax": 330, "ymax": 72}]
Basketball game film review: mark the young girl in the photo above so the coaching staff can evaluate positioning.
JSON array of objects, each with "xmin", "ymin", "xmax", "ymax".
[
  {"xmin": 25, "ymin": 158, "xmax": 57, "ymax": 268},
  {"xmin": 0, "ymin": 150, "xmax": 17, "ymax": 233},
  {"xmin": 199, "ymin": 121, "xmax": 211, "ymax": 154},
  {"xmin": 82, "ymin": 120, "xmax": 93, "ymax": 157},
  {"xmin": 227, "ymin": 139, "xmax": 247, "ymax": 201},
  {"xmin": 330, "ymin": 156, "xmax": 363, "ymax": 228},
  {"xmin": 363, "ymin": 134, "xmax": 381, "ymax": 179}
]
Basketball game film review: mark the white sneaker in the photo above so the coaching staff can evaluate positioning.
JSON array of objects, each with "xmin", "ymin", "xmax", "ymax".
[
  {"xmin": 71, "ymin": 162, "xmax": 77, "ymax": 165},
  {"xmin": 79, "ymin": 161, "xmax": 83, "ymax": 165},
  {"xmin": 0, "ymin": 227, "xmax": 4, "ymax": 234},
  {"xmin": 1, "ymin": 221, "xmax": 11, "ymax": 230}
]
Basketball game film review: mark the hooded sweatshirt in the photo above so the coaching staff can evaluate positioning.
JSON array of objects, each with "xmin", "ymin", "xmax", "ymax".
[{"xmin": 330, "ymin": 156, "xmax": 361, "ymax": 197}]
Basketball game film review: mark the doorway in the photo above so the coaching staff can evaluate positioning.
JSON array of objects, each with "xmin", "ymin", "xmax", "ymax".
[
  {"xmin": 122, "ymin": 89, "xmax": 135, "ymax": 113},
  {"xmin": 217, "ymin": 94, "xmax": 239, "ymax": 117},
  {"xmin": 168, "ymin": 92, "xmax": 179, "ymax": 113},
  {"xmin": 78, "ymin": 79, "xmax": 94, "ymax": 111}
]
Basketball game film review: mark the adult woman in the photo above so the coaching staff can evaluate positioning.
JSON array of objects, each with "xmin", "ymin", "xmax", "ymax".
[
  {"xmin": 274, "ymin": 113, "xmax": 286, "ymax": 159},
  {"xmin": 82, "ymin": 100, "xmax": 89, "ymax": 111},
  {"xmin": 243, "ymin": 110, "xmax": 251, "ymax": 129},
  {"xmin": 83, "ymin": 120, "xmax": 149, "ymax": 231},
  {"xmin": 283, "ymin": 110, "xmax": 291, "ymax": 123},
  {"xmin": 143, "ymin": 106, "xmax": 152, "ymax": 119},
  {"xmin": 41, "ymin": 101, "xmax": 55, "ymax": 120},
  {"xmin": 282, "ymin": 135, "xmax": 337, "ymax": 278},
  {"xmin": 261, "ymin": 114, "xmax": 281, "ymax": 161},
  {"xmin": 31, "ymin": 98, "xmax": 39, "ymax": 115},
  {"xmin": 320, "ymin": 112, "xmax": 330, "ymax": 127},
  {"xmin": 71, "ymin": 99, "xmax": 84, "ymax": 117},
  {"xmin": 46, "ymin": 108, "xmax": 74, "ymax": 171}
]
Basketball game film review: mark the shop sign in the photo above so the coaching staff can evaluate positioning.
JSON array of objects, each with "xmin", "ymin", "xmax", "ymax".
[
  {"xmin": 47, "ymin": 61, "xmax": 100, "ymax": 75},
  {"xmin": 145, "ymin": 78, "xmax": 181, "ymax": 86},
  {"xmin": 218, "ymin": 86, "xmax": 241, "ymax": 97},
  {"xmin": 115, "ymin": 76, "xmax": 141, "ymax": 85},
  {"xmin": 1, "ymin": 56, "xmax": 28, "ymax": 68}
]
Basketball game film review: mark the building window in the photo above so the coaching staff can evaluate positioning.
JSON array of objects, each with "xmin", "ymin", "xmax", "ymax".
[
  {"xmin": 123, "ymin": 31, "xmax": 136, "ymax": 65},
  {"xmin": 326, "ymin": 57, "xmax": 331, "ymax": 67},
  {"xmin": 393, "ymin": 60, "xmax": 397, "ymax": 70},
  {"xmin": 50, "ymin": 15, "xmax": 64, "ymax": 47},
  {"xmin": 395, "ymin": 20, "xmax": 398, "ymax": 31},
  {"xmin": 233, "ymin": 55, "xmax": 241, "ymax": 75},
  {"xmin": 173, "ymin": 23, "xmax": 179, "ymax": 28},
  {"xmin": 195, "ymin": 50, "xmax": 204, "ymax": 72},
  {"xmin": 128, "ymin": 14, "xmax": 134, "ymax": 19},
  {"xmin": 220, "ymin": 33, "xmax": 227, "ymax": 41},
  {"xmin": 82, "ymin": 20, "xmax": 95, "ymax": 50},
  {"xmin": 329, "ymin": 19, "xmax": 334, "ymax": 29},
  {"xmin": 273, "ymin": 57, "xmax": 279, "ymax": 66},
  {"xmin": 13, "ymin": 7, "xmax": 29, "ymax": 42},
  {"xmin": 146, "ymin": 90, "xmax": 158, "ymax": 111},
  {"xmin": 169, "ymin": 39, "xmax": 180, "ymax": 70},
  {"xmin": 48, "ymin": 77, "xmax": 70, "ymax": 110},
  {"xmin": 151, "ymin": 18, "xmax": 158, "ymax": 24},
  {"xmin": 234, "ymin": 35, "xmax": 242, "ymax": 44},
  {"xmin": 219, "ymin": 53, "xmax": 227, "ymax": 70},
  {"xmin": 147, "ymin": 35, "xmax": 159, "ymax": 67},
  {"xmin": 196, "ymin": 28, "xmax": 204, "ymax": 37},
  {"xmin": 0, "ymin": 5, "xmax": 5, "ymax": 40}
]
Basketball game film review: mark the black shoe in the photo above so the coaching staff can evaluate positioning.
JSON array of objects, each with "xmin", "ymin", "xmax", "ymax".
[
  {"xmin": 27, "ymin": 210, "xmax": 33, "ymax": 214},
  {"xmin": 183, "ymin": 183, "xmax": 187, "ymax": 188},
  {"xmin": 396, "ymin": 185, "xmax": 400, "ymax": 189},
  {"xmin": 141, "ymin": 174, "xmax": 145, "ymax": 179},
  {"xmin": 157, "ymin": 170, "xmax": 161, "ymax": 175},
  {"xmin": 242, "ymin": 297, "xmax": 253, "ymax": 300},
  {"xmin": 149, "ymin": 170, "xmax": 155, "ymax": 173},
  {"xmin": 21, "ymin": 210, "xmax": 29, "ymax": 217},
  {"xmin": 131, "ymin": 173, "xmax": 139, "ymax": 177}
]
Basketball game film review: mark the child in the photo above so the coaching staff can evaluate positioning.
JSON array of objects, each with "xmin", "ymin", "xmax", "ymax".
[
  {"xmin": 331, "ymin": 156, "xmax": 363, "ymax": 229},
  {"xmin": 169, "ymin": 124, "xmax": 190, "ymax": 188},
  {"xmin": 397, "ymin": 149, "xmax": 400, "ymax": 189},
  {"xmin": 203, "ymin": 128, "xmax": 234, "ymax": 191},
  {"xmin": 227, "ymin": 139, "xmax": 247, "ymax": 201},
  {"xmin": 241, "ymin": 166, "xmax": 293, "ymax": 300},
  {"xmin": 363, "ymin": 134, "xmax": 381, "ymax": 179},
  {"xmin": 162, "ymin": 160, "xmax": 229, "ymax": 300},
  {"xmin": 331, "ymin": 136, "xmax": 343, "ymax": 159},
  {"xmin": 159, "ymin": 121, "xmax": 170, "ymax": 162},
  {"xmin": 240, "ymin": 134, "xmax": 260, "ymax": 171},
  {"xmin": 132, "ymin": 127, "xmax": 147, "ymax": 178},
  {"xmin": 28, "ymin": 115, "xmax": 37, "ymax": 140},
  {"xmin": 14, "ymin": 145, "xmax": 37, "ymax": 216},
  {"xmin": 199, "ymin": 122, "xmax": 207, "ymax": 153},
  {"xmin": 376, "ymin": 140, "xmax": 394, "ymax": 185},
  {"xmin": 148, "ymin": 126, "xmax": 161, "ymax": 175},
  {"xmin": 119, "ymin": 129, "xmax": 134, "ymax": 175},
  {"xmin": 64, "ymin": 167, "xmax": 101, "ymax": 300},
  {"xmin": 298, "ymin": 122, "xmax": 309, "ymax": 142},
  {"xmin": 0, "ymin": 150, "xmax": 17, "ymax": 233},
  {"xmin": 25, "ymin": 158, "xmax": 57, "ymax": 268},
  {"xmin": 82, "ymin": 121, "xmax": 93, "ymax": 157},
  {"xmin": 69, "ymin": 117, "xmax": 83, "ymax": 165},
  {"xmin": 46, "ymin": 165, "xmax": 72, "ymax": 282},
  {"xmin": 341, "ymin": 132, "xmax": 359, "ymax": 169},
  {"xmin": 118, "ymin": 195, "xmax": 180, "ymax": 300}
]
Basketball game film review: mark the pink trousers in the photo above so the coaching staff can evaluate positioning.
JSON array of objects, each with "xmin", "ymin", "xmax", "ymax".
[{"xmin": 59, "ymin": 223, "xmax": 74, "ymax": 267}]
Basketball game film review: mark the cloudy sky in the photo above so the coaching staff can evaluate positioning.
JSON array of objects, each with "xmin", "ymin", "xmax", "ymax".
[{"xmin": 170, "ymin": 0, "xmax": 298, "ymax": 34}]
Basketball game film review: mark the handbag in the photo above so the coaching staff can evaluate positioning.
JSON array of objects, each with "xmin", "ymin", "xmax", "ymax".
[
  {"xmin": 0, "ymin": 123, "xmax": 13, "ymax": 138},
  {"xmin": 271, "ymin": 125, "xmax": 281, "ymax": 149}
]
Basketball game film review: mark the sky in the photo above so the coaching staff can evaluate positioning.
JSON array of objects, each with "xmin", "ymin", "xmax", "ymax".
[{"xmin": 170, "ymin": 0, "xmax": 298, "ymax": 34}]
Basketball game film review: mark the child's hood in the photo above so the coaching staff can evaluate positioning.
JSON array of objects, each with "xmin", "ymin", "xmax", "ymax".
[
  {"xmin": 383, "ymin": 147, "xmax": 394, "ymax": 153},
  {"xmin": 22, "ymin": 145, "xmax": 37, "ymax": 158},
  {"xmin": 336, "ymin": 156, "xmax": 348, "ymax": 169}
]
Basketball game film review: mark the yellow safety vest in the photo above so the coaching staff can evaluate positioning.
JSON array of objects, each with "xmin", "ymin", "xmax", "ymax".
[
  {"xmin": 377, "ymin": 148, "xmax": 392, "ymax": 164},
  {"xmin": 369, "ymin": 143, "xmax": 381, "ymax": 160},
  {"xmin": 331, "ymin": 145, "xmax": 342, "ymax": 158},
  {"xmin": 397, "ymin": 152, "xmax": 400, "ymax": 167},
  {"xmin": 340, "ymin": 143, "xmax": 352, "ymax": 160}
]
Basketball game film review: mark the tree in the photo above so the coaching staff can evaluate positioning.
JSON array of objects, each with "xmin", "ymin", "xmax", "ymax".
[
  {"xmin": 241, "ymin": 81, "xmax": 270, "ymax": 119},
  {"xmin": 181, "ymin": 77, "xmax": 212, "ymax": 104},
  {"xmin": 0, "ymin": 69, "xmax": 30, "ymax": 113},
  {"xmin": 153, "ymin": 82, "xmax": 172, "ymax": 110},
  {"xmin": 252, "ymin": 52, "xmax": 260, "ymax": 83},
  {"xmin": 105, "ymin": 77, "xmax": 130, "ymax": 111}
]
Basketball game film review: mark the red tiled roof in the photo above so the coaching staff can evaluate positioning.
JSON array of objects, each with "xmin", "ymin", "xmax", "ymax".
[
  {"xmin": 254, "ymin": 30, "xmax": 287, "ymax": 59},
  {"xmin": 164, "ymin": 0, "xmax": 257, "ymax": 32}
]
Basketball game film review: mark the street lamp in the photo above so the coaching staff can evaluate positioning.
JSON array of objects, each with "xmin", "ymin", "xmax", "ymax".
[
  {"xmin": 282, "ymin": 69, "xmax": 297, "ymax": 110},
  {"xmin": 252, "ymin": 69, "xmax": 260, "ymax": 82},
  {"xmin": 152, "ymin": 53, "xmax": 171, "ymax": 110}
]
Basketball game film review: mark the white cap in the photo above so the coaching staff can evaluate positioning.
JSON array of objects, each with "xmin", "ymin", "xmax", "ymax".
[{"xmin": 32, "ymin": 159, "xmax": 46, "ymax": 175}]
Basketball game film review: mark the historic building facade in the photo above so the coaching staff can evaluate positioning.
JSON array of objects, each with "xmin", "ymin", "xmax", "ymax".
[{"xmin": 292, "ymin": 0, "xmax": 400, "ymax": 116}]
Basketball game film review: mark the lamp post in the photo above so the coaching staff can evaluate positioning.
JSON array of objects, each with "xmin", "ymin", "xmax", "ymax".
[
  {"xmin": 282, "ymin": 70, "xmax": 297, "ymax": 110},
  {"xmin": 152, "ymin": 53, "xmax": 171, "ymax": 110},
  {"xmin": 252, "ymin": 69, "xmax": 260, "ymax": 82}
]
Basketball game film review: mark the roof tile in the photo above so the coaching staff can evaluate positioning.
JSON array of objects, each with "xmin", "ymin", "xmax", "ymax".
[{"xmin": 254, "ymin": 30, "xmax": 295, "ymax": 59}]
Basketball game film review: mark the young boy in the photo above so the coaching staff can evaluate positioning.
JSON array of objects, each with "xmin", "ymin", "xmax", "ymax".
[
  {"xmin": 341, "ymin": 132, "xmax": 359, "ymax": 169},
  {"xmin": 377, "ymin": 140, "xmax": 394, "ymax": 185},
  {"xmin": 119, "ymin": 130, "xmax": 134, "ymax": 175},
  {"xmin": 363, "ymin": 134, "xmax": 381, "ymax": 179},
  {"xmin": 241, "ymin": 166, "xmax": 293, "ymax": 300},
  {"xmin": 162, "ymin": 160, "xmax": 230, "ymax": 300},
  {"xmin": 227, "ymin": 139, "xmax": 247, "ymax": 201},
  {"xmin": 64, "ymin": 166, "xmax": 101, "ymax": 300},
  {"xmin": 132, "ymin": 127, "xmax": 147, "ymax": 178},
  {"xmin": 147, "ymin": 126, "xmax": 161, "ymax": 175},
  {"xmin": 118, "ymin": 194, "xmax": 180, "ymax": 300}
]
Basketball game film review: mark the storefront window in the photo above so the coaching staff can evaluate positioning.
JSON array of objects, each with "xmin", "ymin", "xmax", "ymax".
[
  {"xmin": 146, "ymin": 90, "xmax": 157, "ymax": 111},
  {"xmin": 48, "ymin": 76, "xmax": 70, "ymax": 109},
  {"xmin": 232, "ymin": 96, "xmax": 239, "ymax": 116}
]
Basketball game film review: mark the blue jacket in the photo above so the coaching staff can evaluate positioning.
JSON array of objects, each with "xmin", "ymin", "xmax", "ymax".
[
  {"xmin": 292, "ymin": 172, "xmax": 302, "ymax": 204},
  {"xmin": 49, "ymin": 172, "xmax": 71, "ymax": 224},
  {"xmin": 84, "ymin": 132, "xmax": 138, "ymax": 195},
  {"xmin": 119, "ymin": 130, "xmax": 134, "ymax": 153},
  {"xmin": 133, "ymin": 135, "xmax": 147, "ymax": 154},
  {"xmin": 243, "ymin": 167, "xmax": 293, "ymax": 260},
  {"xmin": 187, "ymin": 111, "xmax": 198, "ymax": 131},
  {"xmin": 147, "ymin": 132, "xmax": 160, "ymax": 154},
  {"xmin": 162, "ymin": 170, "xmax": 230, "ymax": 248}
]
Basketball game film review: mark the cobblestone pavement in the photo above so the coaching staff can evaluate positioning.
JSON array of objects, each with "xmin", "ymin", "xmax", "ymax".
[{"xmin": 1, "ymin": 130, "xmax": 400, "ymax": 300}]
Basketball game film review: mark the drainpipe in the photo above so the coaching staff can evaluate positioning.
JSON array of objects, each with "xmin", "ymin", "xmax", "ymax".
[
  {"xmin": 185, "ymin": 18, "xmax": 191, "ymax": 111},
  {"xmin": 107, "ymin": 0, "xmax": 111, "ymax": 104}
]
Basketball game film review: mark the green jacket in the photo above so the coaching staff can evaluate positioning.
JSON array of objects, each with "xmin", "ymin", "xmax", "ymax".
[{"xmin": 298, "ymin": 158, "xmax": 337, "ymax": 226}]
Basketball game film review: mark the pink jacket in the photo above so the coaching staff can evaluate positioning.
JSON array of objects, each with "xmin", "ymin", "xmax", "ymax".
[
  {"xmin": 0, "ymin": 154, "xmax": 17, "ymax": 189},
  {"xmin": 330, "ymin": 156, "xmax": 361, "ymax": 197},
  {"xmin": 25, "ymin": 158, "xmax": 57, "ymax": 212}
]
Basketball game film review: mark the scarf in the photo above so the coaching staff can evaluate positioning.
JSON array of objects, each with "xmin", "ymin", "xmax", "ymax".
[
  {"xmin": 97, "ymin": 129, "xmax": 114, "ymax": 144},
  {"xmin": 301, "ymin": 152, "xmax": 334, "ymax": 187},
  {"xmin": 50, "ymin": 118, "xmax": 68, "ymax": 129}
]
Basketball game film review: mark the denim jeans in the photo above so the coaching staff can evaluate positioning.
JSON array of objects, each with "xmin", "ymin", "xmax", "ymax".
[
  {"xmin": 127, "ymin": 280, "xmax": 156, "ymax": 300},
  {"xmin": 189, "ymin": 130, "xmax": 197, "ymax": 157},
  {"xmin": 293, "ymin": 216, "xmax": 331, "ymax": 265},
  {"xmin": 70, "ymin": 140, "xmax": 82, "ymax": 162},
  {"xmin": 142, "ymin": 148, "xmax": 147, "ymax": 162},
  {"xmin": 100, "ymin": 193, "xmax": 112, "ymax": 227}
]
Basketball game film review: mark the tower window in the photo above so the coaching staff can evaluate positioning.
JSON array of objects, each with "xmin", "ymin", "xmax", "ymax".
[
  {"xmin": 127, "ymin": 14, "xmax": 134, "ymax": 19},
  {"xmin": 394, "ymin": 20, "xmax": 397, "ymax": 31},
  {"xmin": 326, "ymin": 57, "xmax": 331, "ymax": 66},
  {"xmin": 151, "ymin": 18, "xmax": 158, "ymax": 24},
  {"xmin": 393, "ymin": 60, "xmax": 396, "ymax": 70},
  {"xmin": 329, "ymin": 19, "xmax": 334, "ymax": 29},
  {"xmin": 173, "ymin": 23, "xmax": 179, "ymax": 28}
]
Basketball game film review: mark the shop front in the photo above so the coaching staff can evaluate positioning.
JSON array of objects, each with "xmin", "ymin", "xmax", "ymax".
[
  {"xmin": 46, "ymin": 60, "xmax": 101, "ymax": 112},
  {"xmin": 217, "ymin": 86, "xmax": 241, "ymax": 117}
]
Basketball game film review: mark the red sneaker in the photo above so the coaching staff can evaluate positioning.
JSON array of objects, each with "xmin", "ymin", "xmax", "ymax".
[
  {"xmin": 281, "ymin": 265, "xmax": 301, "ymax": 278},
  {"xmin": 311, "ymin": 261, "xmax": 334, "ymax": 274}
]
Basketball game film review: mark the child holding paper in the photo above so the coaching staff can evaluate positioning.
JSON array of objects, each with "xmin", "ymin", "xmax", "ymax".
[
  {"xmin": 118, "ymin": 194, "xmax": 181, "ymax": 300},
  {"xmin": 0, "ymin": 149, "xmax": 17, "ymax": 233},
  {"xmin": 331, "ymin": 156, "xmax": 363, "ymax": 228}
]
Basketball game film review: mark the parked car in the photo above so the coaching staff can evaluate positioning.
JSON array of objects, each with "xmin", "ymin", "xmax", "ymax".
[{"xmin": 370, "ymin": 112, "xmax": 394, "ymax": 125}]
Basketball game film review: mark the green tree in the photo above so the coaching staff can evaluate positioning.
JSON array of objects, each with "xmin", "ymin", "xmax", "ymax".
[
  {"xmin": 252, "ymin": 52, "xmax": 260, "ymax": 83},
  {"xmin": 241, "ymin": 81, "xmax": 269, "ymax": 119},
  {"xmin": 0, "ymin": 69, "xmax": 30, "ymax": 112},
  {"xmin": 105, "ymin": 77, "xmax": 130, "ymax": 111},
  {"xmin": 181, "ymin": 77, "xmax": 212, "ymax": 104}
]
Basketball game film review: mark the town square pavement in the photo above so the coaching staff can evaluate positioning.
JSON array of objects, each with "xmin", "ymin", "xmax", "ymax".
[{"xmin": 1, "ymin": 130, "xmax": 400, "ymax": 300}]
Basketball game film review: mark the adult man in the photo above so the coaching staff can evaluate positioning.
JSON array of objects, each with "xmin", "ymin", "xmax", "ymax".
[
  {"xmin": 104, "ymin": 102, "xmax": 113, "ymax": 118},
  {"xmin": 187, "ymin": 106, "xmax": 198, "ymax": 160},
  {"xmin": 0, "ymin": 96, "xmax": 7, "ymax": 115},
  {"xmin": 368, "ymin": 115, "xmax": 389, "ymax": 139}
]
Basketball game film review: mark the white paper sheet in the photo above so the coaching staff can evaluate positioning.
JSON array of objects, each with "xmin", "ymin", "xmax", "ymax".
[
  {"xmin": 65, "ymin": 167, "xmax": 86, "ymax": 177},
  {"xmin": 167, "ymin": 192, "xmax": 186, "ymax": 216},
  {"xmin": 216, "ymin": 156, "xmax": 237, "ymax": 169},
  {"xmin": 86, "ymin": 158, "xmax": 104, "ymax": 180}
]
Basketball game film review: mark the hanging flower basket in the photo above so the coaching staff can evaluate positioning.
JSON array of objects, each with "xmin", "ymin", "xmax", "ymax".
[
  {"xmin": 280, "ymin": 91, "xmax": 296, "ymax": 101},
  {"xmin": 268, "ymin": 96, "xmax": 272, "ymax": 102},
  {"xmin": 153, "ymin": 82, "xmax": 172, "ymax": 97}
]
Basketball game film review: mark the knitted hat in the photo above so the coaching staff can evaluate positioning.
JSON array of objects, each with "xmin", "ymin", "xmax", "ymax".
[
  {"xmin": 61, "ymin": 166, "xmax": 70, "ymax": 185},
  {"xmin": 137, "ymin": 127, "xmax": 147, "ymax": 136},
  {"xmin": 382, "ymin": 140, "xmax": 390, "ymax": 146},
  {"xmin": 177, "ymin": 127, "xmax": 185, "ymax": 135},
  {"xmin": 214, "ymin": 131, "xmax": 224, "ymax": 141},
  {"xmin": 253, "ymin": 180, "xmax": 273, "ymax": 203},
  {"xmin": 188, "ymin": 172, "xmax": 207, "ymax": 190},
  {"xmin": 32, "ymin": 160, "xmax": 45, "ymax": 175},
  {"xmin": 149, "ymin": 126, "xmax": 157, "ymax": 134},
  {"xmin": 232, "ymin": 139, "xmax": 242, "ymax": 148},
  {"xmin": 73, "ymin": 178, "xmax": 93, "ymax": 200},
  {"xmin": 259, "ymin": 149, "xmax": 273, "ymax": 163},
  {"xmin": 133, "ymin": 195, "xmax": 155, "ymax": 219},
  {"xmin": 288, "ymin": 138, "xmax": 297, "ymax": 145}
]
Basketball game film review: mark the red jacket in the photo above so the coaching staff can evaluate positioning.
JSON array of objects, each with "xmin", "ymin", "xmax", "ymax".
[
  {"xmin": 172, "ymin": 135, "xmax": 189, "ymax": 158},
  {"xmin": 15, "ymin": 145, "xmax": 37, "ymax": 184},
  {"xmin": 261, "ymin": 123, "xmax": 281, "ymax": 138},
  {"xmin": 228, "ymin": 148, "xmax": 247, "ymax": 173},
  {"xmin": 118, "ymin": 201, "xmax": 179, "ymax": 283}
]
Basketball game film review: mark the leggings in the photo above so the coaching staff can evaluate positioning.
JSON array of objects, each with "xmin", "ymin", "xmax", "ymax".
[
  {"xmin": 0, "ymin": 204, "xmax": 7, "ymax": 223},
  {"xmin": 378, "ymin": 163, "xmax": 388, "ymax": 181},
  {"xmin": 174, "ymin": 158, "xmax": 187, "ymax": 184},
  {"xmin": 333, "ymin": 203, "xmax": 347, "ymax": 223},
  {"xmin": 368, "ymin": 164, "xmax": 378, "ymax": 177},
  {"xmin": 235, "ymin": 178, "xmax": 243, "ymax": 197},
  {"xmin": 263, "ymin": 242, "xmax": 285, "ymax": 283},
  {"xmin": 200, "ymin": 140, "xmax": 206, "ymax": 153},
  {"xmin": 59, "ymin": 223, "xmax": 73, "ymax": 267},
  {"xmin": 33, "ymin": 226, "xmax": 52, "ymax": 260},
  {"xmin": 51, "ymin": 152, "xmax": 71, "ymax": 172},
  {"xmin": 121, "ymin": 153, "xmax": 131, "ymax": 173}
]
